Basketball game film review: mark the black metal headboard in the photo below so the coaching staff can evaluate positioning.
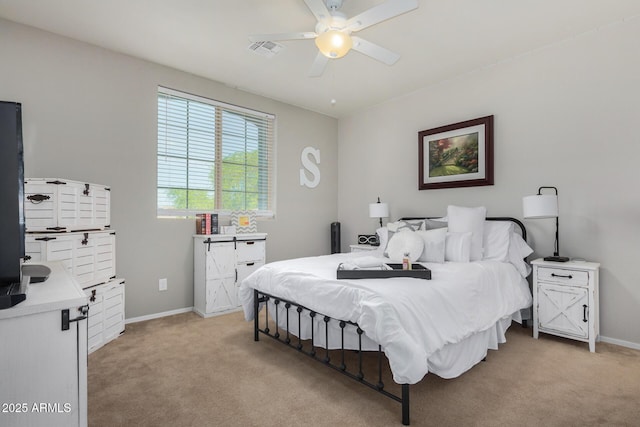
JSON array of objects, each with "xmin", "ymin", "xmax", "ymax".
[{"xmin": 400, "ymin": 216, "xmax": 527, "ymax": 241}]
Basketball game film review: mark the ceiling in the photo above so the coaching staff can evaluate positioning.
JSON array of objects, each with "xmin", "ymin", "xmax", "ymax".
[{"xmin": 1, "ymin": 0, "xmax": 640, "ymax": 118}]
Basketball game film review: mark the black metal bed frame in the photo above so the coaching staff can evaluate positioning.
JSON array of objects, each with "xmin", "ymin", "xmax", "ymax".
[
  {"xmin": 253, "ymin": 289, "xmax": 411, "ymax": 425},
  {"xmin": 252, "ymin": 217, "xmax": 528, "ymax": 425}
]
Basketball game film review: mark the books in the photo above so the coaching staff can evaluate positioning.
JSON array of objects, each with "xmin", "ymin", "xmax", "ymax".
[{"xmin": 195, "ymin": 213, "xmax": 218, "ymax": 235}]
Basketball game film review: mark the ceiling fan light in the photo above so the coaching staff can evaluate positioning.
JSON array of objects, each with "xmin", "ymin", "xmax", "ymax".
[{"xmin": 315, "ymin": 30, "xmax": 352, "ymax": 59}]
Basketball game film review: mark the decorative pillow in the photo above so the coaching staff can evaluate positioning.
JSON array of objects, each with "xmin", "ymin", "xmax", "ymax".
[
  {"xmin": 508, "ymin": 233, "xmax": 534, "ymax": 277},
  {"xmin": 445, "ymin": 232, "xmax": 472, "ymax": 262},
  {"xmin": 383, "ymin": 220, "xmax": 423, "ymax": 256},
  {"xmin": 447, "ymin": 205, "xmax": 486, "ymax": 261},
  {"xmin": 416, "ymin": 228, "xmax": 447, "ymax": 263},
  {"xmin": 386, "ymin": 220, "xmax": 421, "ymax": 233},
  {"xmin": 483, "ymin": 221, "xmax": 514, "ymax": 261},
  {"xmin": 385, "ymin": 231, "xmax": 424, "ymax": 262}
]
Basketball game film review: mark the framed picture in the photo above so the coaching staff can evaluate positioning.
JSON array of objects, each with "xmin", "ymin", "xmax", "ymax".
[
  {"xmin": 418, "ymin": 115, "xmax": 494, "ymax": 190},
  {"xmin": 230, "ymin": 210, "xmax": 257, "ymax": 233}
]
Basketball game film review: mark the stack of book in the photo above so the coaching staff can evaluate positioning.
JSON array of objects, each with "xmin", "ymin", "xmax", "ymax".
[{"xmin": 195, "ymin": 213, "xmax": 219, "ymax": 235}]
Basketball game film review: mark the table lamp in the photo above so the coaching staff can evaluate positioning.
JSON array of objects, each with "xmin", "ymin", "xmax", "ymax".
[
  {"xmin": 522, "ymin": 186, "xmax": 569, "ymax": 262},
  {"xmin": 369, "ymin": 197, "xmax": 389, "ymax": 228}
]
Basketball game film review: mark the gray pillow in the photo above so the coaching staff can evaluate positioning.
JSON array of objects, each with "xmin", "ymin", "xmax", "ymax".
[{"xmin": 424, "ymin": 218, "xmax": 448, "ymax": 230}]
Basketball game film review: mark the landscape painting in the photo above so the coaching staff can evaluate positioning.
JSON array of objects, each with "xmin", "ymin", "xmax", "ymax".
[
  {"xmin": 418, "ymin": 116, "xmax": 494, "ymax": 190},
  {"xmin": 428, "ymin": 132, "xmax": 479, "ymax": 177}
]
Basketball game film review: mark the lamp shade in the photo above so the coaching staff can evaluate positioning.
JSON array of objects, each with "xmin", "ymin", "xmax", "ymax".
[
  {"xmin": 369, "ymin": 202, "xmax": 389, "ymax": 219},
  {"xmin": 315, "ymin": 30, "xmax": 353, "ymax": 59},
  {"xmin": 522, "ymin": 194, "xmax": 558, "ymax": 219}
]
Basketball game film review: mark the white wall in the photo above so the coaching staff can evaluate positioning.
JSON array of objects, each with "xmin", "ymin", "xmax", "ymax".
[
  {"xmin": 0, "ymin": 18, "xmax": 338, "ymax": 319},
  {"xmin": 338, "ymin": 18, "xmax": 640, "ymax": 346}
]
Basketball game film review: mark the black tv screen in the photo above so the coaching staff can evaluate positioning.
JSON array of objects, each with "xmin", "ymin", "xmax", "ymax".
[{"xmin": 0, "ymin": 100, "xmax": 25, "ymax": 287}]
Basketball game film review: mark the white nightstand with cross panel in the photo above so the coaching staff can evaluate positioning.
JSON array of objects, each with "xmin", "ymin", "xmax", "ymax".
[{"xmin": 531, "ymin": 258, "xmax": 600, "ymax": 352}]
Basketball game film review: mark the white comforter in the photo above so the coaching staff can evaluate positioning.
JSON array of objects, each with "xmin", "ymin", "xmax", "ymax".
[{"xmin": 239, "ymin": 252, "xmax": 532, "ymax": 385}]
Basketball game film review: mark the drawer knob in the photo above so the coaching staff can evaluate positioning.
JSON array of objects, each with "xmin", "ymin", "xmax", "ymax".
[{"xmin": 551, "ymin": 273, "xmax": 573, "ymax": 279}]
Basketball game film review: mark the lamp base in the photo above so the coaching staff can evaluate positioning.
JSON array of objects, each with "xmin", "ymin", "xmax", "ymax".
[{"xmin": 543, "ymin": 255, "xmax": 570, "ymax": 262}]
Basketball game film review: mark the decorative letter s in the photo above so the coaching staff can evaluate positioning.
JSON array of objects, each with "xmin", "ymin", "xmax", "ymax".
[{"xmin": 300, "ymin": 146, "xmax": 321, "ymax": 188}]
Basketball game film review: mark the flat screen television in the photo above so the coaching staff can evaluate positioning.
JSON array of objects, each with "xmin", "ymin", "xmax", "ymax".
[{"xmin": 0, "ymin": 100, "xmax": 27, "ymax": 308}]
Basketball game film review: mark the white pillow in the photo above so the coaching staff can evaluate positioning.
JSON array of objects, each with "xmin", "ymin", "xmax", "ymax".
[
  {"xmin": 376, "ymin": 226, "xmax": 389, "ymax": 252},
  {"xmin": 447, "ymin": 205, "xmax": 486, "ymax": 261},
  {"xmin": 508, "ymin": 233, "xmax": 534, "ymax": 277},
  {"xmin": 445, "ymin": 232, "xmax": 472, "ymax": 262},
  {"xmin": 416, "ymin": 228, "xmax": 447, "ymax": 263},
  {"xmin": 483, "ymin": 221, "xmax": 514, "ymax": 261},
  {"xmin": 386, "ymin": 231, "xmax": 424, "ymax": 262}
]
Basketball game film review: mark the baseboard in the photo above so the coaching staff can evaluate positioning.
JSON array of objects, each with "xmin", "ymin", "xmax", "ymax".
[
  {"xmin": 125, "ymin": 307, "xmax": 194, "ymax": 324},
  {"xmin": 599, "ymin": 335, "xmax": 640, "ymax": 351}
]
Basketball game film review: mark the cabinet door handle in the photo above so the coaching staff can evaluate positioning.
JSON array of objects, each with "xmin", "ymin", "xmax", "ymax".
[
  {"xmin": 583, "ymin": 304, "xmax": 588, "ymax": 322},
  {"xmin": 61, "ymin": 306, "xmax": 89, "ymax": 331},
  {"xmin": 551, "ymin": 273, "xmax": 573, "ymax": 279}
]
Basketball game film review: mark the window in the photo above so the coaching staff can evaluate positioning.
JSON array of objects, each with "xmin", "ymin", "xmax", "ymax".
[{"xmin": 157, "ymin": 87, "xmax": 275, "ymax": 218}]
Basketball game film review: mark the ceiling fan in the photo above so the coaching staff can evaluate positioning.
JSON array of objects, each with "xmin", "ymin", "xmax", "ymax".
[{"xmin": 249, "ymin": 0, "xmax": 418, "ymax": 77}]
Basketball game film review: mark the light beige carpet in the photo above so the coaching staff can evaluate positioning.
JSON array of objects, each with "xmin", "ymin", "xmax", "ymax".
[{"xmin": 88, "ymin": 311, "xmax": 640, "ymax": 427}]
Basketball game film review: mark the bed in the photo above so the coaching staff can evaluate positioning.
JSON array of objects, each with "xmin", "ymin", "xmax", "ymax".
[{"xmin": 238, "ymin": 212, "xmax": 533, "ymax": 425}]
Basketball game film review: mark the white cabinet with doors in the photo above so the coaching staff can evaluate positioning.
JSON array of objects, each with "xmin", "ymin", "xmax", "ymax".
[
  {"xmin": 194, "ymin": 233, "xmax": 266, "ymax": 318},
  {"xmin": 532, "ymin": 258, "xmax": 600, "ymax": 352},
  {"xmin": 0, "ymin": 262, "xmax": 88, "ymax": 427}
]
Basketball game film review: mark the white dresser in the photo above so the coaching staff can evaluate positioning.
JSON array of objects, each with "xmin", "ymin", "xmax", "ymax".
[
  {"xmin": 0, "ymin": 262, "xmax": 88, "ymax": 427},
  {"xmin": 532, "ymin": 258, "xmax": 600, "ymax": 352},
  {"xmin": 193, "ymin": 233, "xmax": 266, "ymax": 317}
]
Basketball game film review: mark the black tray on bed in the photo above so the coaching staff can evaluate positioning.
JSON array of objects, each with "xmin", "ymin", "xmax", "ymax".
[{"xmin": 337, "ymin": 263, "xmax": 431, "ymax": 280}]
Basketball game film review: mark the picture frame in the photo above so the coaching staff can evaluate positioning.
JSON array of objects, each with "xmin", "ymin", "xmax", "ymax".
[
  {"xmin": 230, "ymin": 210, "xmax": 257, "ymax": 233},
  {"xmin": 418, "ymin": 115, "xmax": 494, "ymax": 190}
]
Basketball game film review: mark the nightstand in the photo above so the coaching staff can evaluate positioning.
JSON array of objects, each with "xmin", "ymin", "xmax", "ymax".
[
  {"xmin": 349, "ymin": 244, "xmax": 379, "ymax": 253},
  {"xmin": 531, "ymin": 258, "xmax": 600, "ymax": 352}
]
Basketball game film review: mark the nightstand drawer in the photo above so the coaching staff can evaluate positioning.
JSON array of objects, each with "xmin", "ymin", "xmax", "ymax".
[{"xmin": 537, "ymin": 267, "xmax": 589, "ymax": 286}]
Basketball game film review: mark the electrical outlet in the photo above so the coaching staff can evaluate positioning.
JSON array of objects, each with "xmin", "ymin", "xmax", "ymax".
[{"xmin": 159, "ymin": 278, "xmax": 167, "ymax": 291}]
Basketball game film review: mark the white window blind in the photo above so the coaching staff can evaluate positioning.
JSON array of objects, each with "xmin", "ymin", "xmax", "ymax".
[{"xmin": 157, "ymin": 87, "xmax": 275, "ymax": 218}]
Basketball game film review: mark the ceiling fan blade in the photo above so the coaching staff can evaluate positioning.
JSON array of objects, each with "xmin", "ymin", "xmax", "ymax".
[
  {"xmin": 351, "ymin": 36, "xmax": 400, "ymax": 65},
  {"xmin": 308, "ymin": 52, "xmax": 329, "ymax": 77},
  {"xmin": 303, "ymin": 0, "xmax": 332, "ymax": 24},
  {"xmin": 249, "ymin": 32, "xmax": 317, "ymax": 43},
  {"xmin": 346, "ymin": 0, "xmax": 418, "ymax": 32}
]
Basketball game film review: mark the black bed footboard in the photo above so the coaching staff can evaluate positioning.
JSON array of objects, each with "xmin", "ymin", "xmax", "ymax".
[{"xmin": 253, "ymin": 288, "xmax": 411, "ymax": 425}]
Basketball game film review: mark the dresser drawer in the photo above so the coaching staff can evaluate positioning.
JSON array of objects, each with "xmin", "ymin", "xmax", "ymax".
[
  {"xmin": 537, "ymin": 267, "xmax": 589, "ymax": 286},
  {"xmin": 236, "ymin": 240, "xmax": 265, "ymax": 263}
]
